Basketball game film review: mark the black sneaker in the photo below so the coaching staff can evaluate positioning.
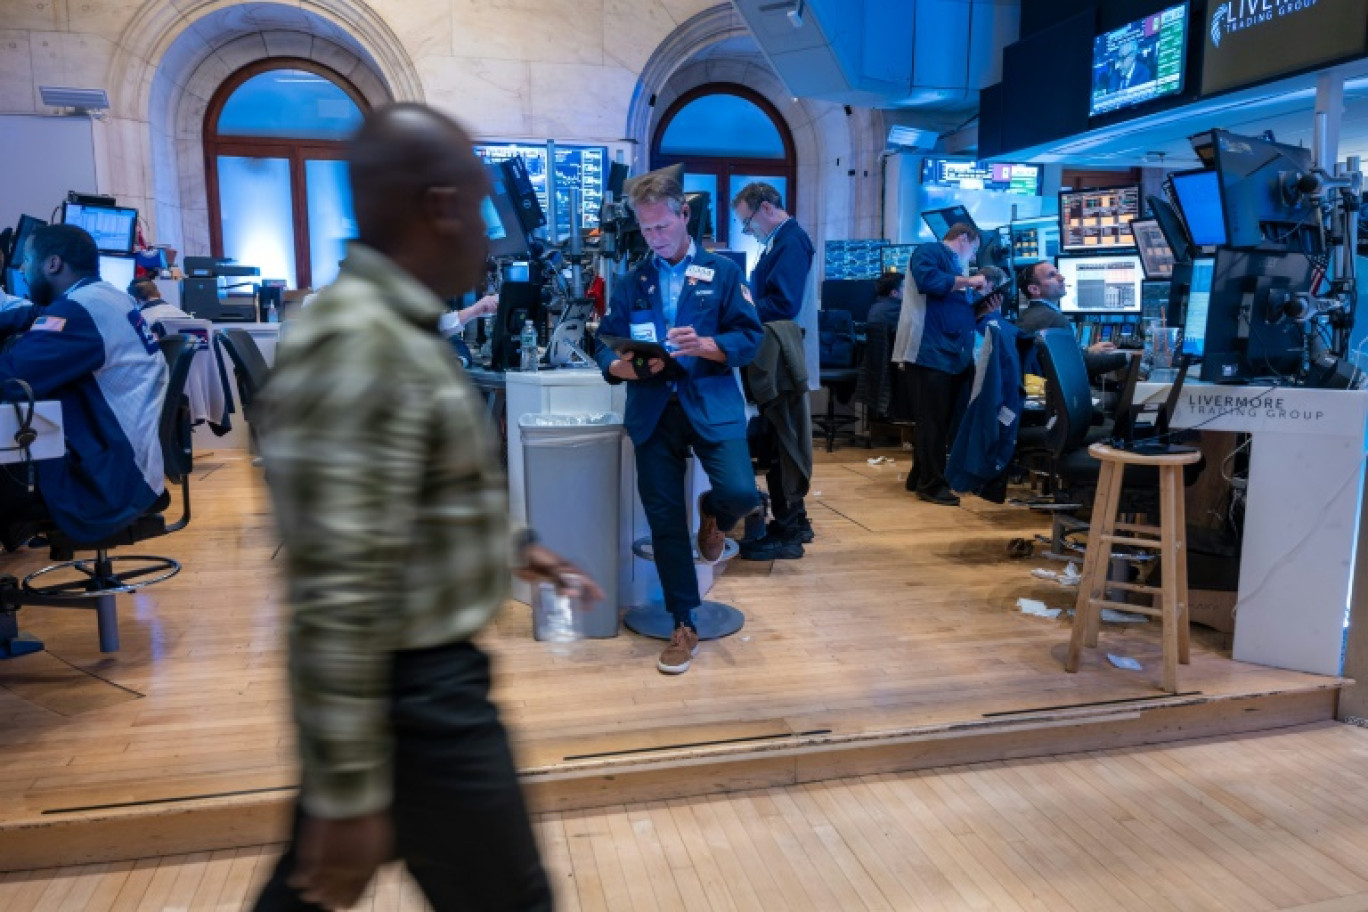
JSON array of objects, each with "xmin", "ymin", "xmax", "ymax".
[
  {"xmin": 767, "ymin": 520, "xmax": 814, "ymax": 544},
  {"xmin": 916, "ymin": 488, "xmax": 961, "ymax": 507},
  {"xmin": 739, "ymin": 535, "xmax": 804, "ymax": 561}
]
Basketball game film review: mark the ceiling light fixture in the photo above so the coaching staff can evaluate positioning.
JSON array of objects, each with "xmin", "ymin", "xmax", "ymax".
[{"xmin": 39, "ymin": 85, "xmax": 109, "ymax": 115}]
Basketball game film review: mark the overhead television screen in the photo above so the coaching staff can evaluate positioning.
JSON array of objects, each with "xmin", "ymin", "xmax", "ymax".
[
  {"xmin": 475, "ymin": 143, "xmax": 607, "ymax": 236},
  {"xmin": 1090, "ymin": 3, "xmax": 1188, "ymax": 117},
  {"xmin": 1057, "ymin": 253, "xmax": 1144, "ymax": 314},
  {"xmin": 1060, "ymin": 185, "xmax": 1141, "ymax": 252},
  {"xmin": 1202, "ymin": 0, "xmax": 1368, "ymax": 96},
  {"xmin": 921, "ymin": 160, "xmax": 1041, "ymax": 196}
]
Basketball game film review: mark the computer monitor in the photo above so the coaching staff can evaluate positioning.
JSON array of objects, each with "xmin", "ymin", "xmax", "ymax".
[
  {"xmin": 1199, "ymin": 128, "xmax": 1317, "ymax": 251},
  {"xmin": 483, "ymin": 164, "xmax": 532, "ymax": 259},
  {"xmin": 1196, "ymin": 249, "xmax": 1310, "ymax": 382},
  {"xmin": 820, "ymin": 279, "xmax": 878, "ymax": 323},
  {"xmin": 1145, "ymin": 194, "xmax": 1192, "ymax": 265},
  {"xmin": 6, "ymin": 214, "xmax": 46, "ymax": 267},
  {"xmin": 1129, "ymin": 218, "xmax": 1175, "ymax": 279},
  {"xmin": 1089, "ymin": 3, "xmax": 1188, "ymax": 117},
  {"xmin": 5, "ymin": 267, "xmax": 29, "ymax": 299},
  {"xmin": 1180, "ymin": 256, "xmax": 1215, "ymax": 358},
  {"xmin": 61, "ymin": 202, "xmax": 138, "ymax": 254},
  {"xmin": 98, "ymin": 253, "xmax": 137, "ymax": 293},
  {"xmin": 1169, "ymin": 169, "xmax": 1227, "ymax": 247},
  {"xmin": 920, "ymin": 160, "xmax": 1042, "ymax": 196},
  {"xmin": 1056, "ymin": 253, "xmax": 1144, "ymax": 314},
  {"xmin": 490, "ymin": 280, "xmax": 546, "ymax": 371},
  {"xmin": 922, "ymin": 205, "xmax": 977, "ymax": 240},
  {"xmin": 1009, "ymin": 216, "xmax": 1061, "ymax": 263},
  {"xmin": 1059, "ymin": 185, "xmax": 1141, "ymax": 252}
]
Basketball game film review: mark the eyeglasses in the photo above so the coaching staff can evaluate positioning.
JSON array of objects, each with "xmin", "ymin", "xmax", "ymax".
[{"xmin": 739, "ymin": 210, "xmax": 757, "ymax": 235}]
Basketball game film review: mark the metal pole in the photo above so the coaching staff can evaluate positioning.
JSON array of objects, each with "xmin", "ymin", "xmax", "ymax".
[{"xmin": 545, "ymin": 139, "xmax": 560, "ymax": 244}]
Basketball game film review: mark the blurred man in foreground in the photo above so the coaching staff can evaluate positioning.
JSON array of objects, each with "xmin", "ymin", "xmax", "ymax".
[{"xmin": 254, "ymin": 103, "xmax": 598, "ymax": 912}]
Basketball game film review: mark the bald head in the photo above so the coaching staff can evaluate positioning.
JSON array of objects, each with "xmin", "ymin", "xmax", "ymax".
[{"xmin": 347, "ymin": 104, "xmax": 490, "ymax": 294}]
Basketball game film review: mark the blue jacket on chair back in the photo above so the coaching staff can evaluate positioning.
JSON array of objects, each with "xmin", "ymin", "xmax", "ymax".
[{"xmin": 595, "ymin": 248, "xmax": 763, "ymax": 446}]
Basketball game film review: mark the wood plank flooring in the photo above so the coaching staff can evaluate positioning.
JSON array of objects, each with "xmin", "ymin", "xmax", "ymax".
[
  {"xmin": 0, "ymin": 447, "xmax": 1343, "ymax": 865},
  {"xmin": 3, "ymin": 721, "xmax": 1368, "ymax": 911}
]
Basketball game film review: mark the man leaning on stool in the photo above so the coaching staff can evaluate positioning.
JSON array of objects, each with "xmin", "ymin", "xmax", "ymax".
[{"xmin": 595, "ymin": 171, "xmax": 762, "ymax": 675}]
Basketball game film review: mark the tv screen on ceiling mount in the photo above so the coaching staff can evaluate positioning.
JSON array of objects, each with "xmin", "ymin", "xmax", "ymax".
[{"xmin": 1089, "ymin": 3, "xmax": 1188, "ymax": 117}]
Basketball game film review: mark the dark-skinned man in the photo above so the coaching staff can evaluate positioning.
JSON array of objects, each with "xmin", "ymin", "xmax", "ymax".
[
  {"xmin": 595, "ymin": 171, "xmax": 762, "ymax": 675},
  {"xmin": 1016, "ymin": 261, "xmax": 1127, "ymax": 377},
  {"xmin": 0, "ymin": 224, "xmax": 166, "ymax": 551},
  {"xmin": 730, "ymin": 181, "xmax": 816, "ymax": 560},
  {"xmin": 253, "ymin": 103, "xmax": 600, "ymax": 912},
  {"xmin": 893, "ymin": 222, "xmax": 988, "ymax": 506}
]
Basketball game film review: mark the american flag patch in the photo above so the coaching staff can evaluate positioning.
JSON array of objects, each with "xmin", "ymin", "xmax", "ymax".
[{"xmin": 31, "ymin": 315, "xmax": 66, "ymax": 332}]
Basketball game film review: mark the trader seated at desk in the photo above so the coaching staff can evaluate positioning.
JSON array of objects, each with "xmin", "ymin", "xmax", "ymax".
[
  {"xmin": 128, "ymin": 276, "xmax": 189, "ymax": 334},
  {"xmin": 1016, "ymin": 261, "xmax": 1128, "ymax": 378},
  {"xmin": 0, "ymin": 224, "xmax": 168, "ymax": 551}
]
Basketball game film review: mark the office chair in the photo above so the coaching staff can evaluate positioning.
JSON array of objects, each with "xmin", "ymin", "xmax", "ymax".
[
  {"xmin": 217, "ymin": 328, "xmax": 271, "ymax": 453},
  {"xmin": 812, "ymin": 309, "xmax": 861, "ymax": 452},
  {"xmin": 2, "ymin": 335, "xmax": 197, "ymax": 656}
]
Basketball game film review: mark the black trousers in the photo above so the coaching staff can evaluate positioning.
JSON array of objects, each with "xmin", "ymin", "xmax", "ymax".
[
  {"xmin": 906, "ymin": 363, "xmax": 972, "ymax": 496},
  {"xmin": 0, "ymin": 465, "xmax": 47, "ymax": 552},
  {"xmin": 253, "ymin": 641, "xmax": 552, "ymax": 912}
]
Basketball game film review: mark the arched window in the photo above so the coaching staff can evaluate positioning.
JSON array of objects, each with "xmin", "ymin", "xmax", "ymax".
[
  {"xmin": 204, "ymin": 60, "xmax": 367, "ymax": 290},
  {"xmin": 652, "ymin": 84, "xmax": 796, "ymax": 271}
]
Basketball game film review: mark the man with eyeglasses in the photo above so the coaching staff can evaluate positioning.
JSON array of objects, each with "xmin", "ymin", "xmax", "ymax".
[
  {"xmin": 595, "ymin": 171, "xmax": 762, "ymax": 675},
  {"xmin": 730, "ymin": 181, "xmax": 817, "ymax": 560}
]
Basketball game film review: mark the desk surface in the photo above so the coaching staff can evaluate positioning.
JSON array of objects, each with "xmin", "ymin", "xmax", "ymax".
[{"xmin": 0, "ymin": 401, "xmax": 62, "ymax": 464}]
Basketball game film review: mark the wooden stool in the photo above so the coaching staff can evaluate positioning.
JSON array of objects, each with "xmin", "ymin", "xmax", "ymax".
[{"xmin": 1064, "ymin": 443, "xmax": 1203, "ymax": 693}]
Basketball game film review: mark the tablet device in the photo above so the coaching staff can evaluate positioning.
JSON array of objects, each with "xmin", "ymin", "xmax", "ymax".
[
  {"xmin": 597, "ymin": 335, "xmax": 687, "ymax": 379},
  {"xmin": 969, "ymin": 281, "xmax": 1012, "ymax": 309}
]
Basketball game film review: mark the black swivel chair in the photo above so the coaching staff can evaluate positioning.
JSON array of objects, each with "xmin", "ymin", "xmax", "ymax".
[
  {"xmin": 1, "ymin": 335, "xmax": 197, "ymax": 656},
  {"xmin": 217, "ymin": 328, "xmax": 271, "ymax": 454},
  {"xmin": 812, "ymin": 309, "xmax": 861, "ymax": 452}
]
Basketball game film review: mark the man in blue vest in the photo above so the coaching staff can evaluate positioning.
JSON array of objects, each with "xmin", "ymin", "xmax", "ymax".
[
  {"xmin": 731, "ymin": 181, "xmax": 816, "ymax": 560},
  {"xmin": 895, "ymin": 222, "xmax": 988, "ymax": 506},
  {"xmin": 596, "ymin": 172, "xmax": 762, "ymax": 675},
  {"xmin": 0, "ymin": 224, "xmax": 166, "ymax": 550}
]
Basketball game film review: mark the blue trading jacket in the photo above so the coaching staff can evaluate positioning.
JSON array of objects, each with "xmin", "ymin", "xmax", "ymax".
[
  {"xmin": 905, "ymin": 242, "xmax": 976, "ymax": 374},
  {"xmin": 748, "ymin": 219, "xmax": 813, "ymax": 324},
  {"xmin": 595, "ymin": 248, "xmax": 763, "ymax": 446},
  {"xmin": 947, "ymin": 315, "xmax": 1024, "ymax": 495},
  {"xmin": 0, "ymin": 280, "xmax": 168, "ymax": 541}
]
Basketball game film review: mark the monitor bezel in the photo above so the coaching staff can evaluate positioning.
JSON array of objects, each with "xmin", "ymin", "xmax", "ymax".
[
  {"xmin": 1055, "ymin": 251, "xmax": 1146, "ymax": 315},
  {"xmin": 1087, "ymin": 1, "xmax": 1190, "ymax": 119},
  {"xmin": 1168, "ymin": 167, "xmax": 1228, "ymax": 248},
  {"xmin": 1128, "ymin": 217, "xmax": 1176, "ymax": 280},
  {"xmin": 60, "ymin": 202, "xmax": 138, "ymax": 254},
  {"xmin": 1058, "ymin": 184, "xmax": 1142, "ymax": 254}
]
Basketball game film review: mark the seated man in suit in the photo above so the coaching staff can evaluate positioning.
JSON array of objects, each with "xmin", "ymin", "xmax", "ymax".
[
  {"xmin": 1016, "ymin": 261, "xmax": 1127, "ymax": 378},
  {"xmin": 0, "ymin": 224, "xmax": 167, "ymax": 550},
  {"xmin": 866, "ymin": 272, "xmax": 904, "ymax": 327}
]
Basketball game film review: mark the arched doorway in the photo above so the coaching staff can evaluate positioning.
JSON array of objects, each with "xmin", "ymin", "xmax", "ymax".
[
  {"xmin": 204, "ymin": 60, "xmax": 367, "ymax": 290},
  {"xmin": 651, "ymin": 84, "xmax": 796, "ymax": 272}
]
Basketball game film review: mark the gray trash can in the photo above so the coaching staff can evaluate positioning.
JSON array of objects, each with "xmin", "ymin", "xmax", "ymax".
[{"xmin": 519, "ymin": 412, "xmax": 623, "ymax": 638}]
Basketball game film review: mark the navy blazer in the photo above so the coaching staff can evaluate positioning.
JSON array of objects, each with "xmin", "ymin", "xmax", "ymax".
[
  {"xmin": 907, "ymin": 241, "xmax": 976, "ymax": 374},
  {"xmin": 595, "ymin": 247, "xmax": 763, "ymax": 446},
  {"xmin": 749, "ymin": 219, "xmax": 813, "ymax": 324}
]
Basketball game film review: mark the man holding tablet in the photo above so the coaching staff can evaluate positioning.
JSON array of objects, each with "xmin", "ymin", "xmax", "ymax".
[{"xmin": 595, "ymin": 171, "xmax": 762, "ymax": 675}]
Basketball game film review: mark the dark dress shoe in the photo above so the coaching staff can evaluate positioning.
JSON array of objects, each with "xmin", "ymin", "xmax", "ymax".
[
  {"xmin": 738, "ymin": 535, "xmax": 804, "ymax": 561},
  {"xmin": 916, "ymin": 488, "xmax": 961, "ymax": 507}
]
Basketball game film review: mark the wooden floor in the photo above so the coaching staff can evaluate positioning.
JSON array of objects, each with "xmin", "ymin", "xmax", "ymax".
[
  {"xmin": 0, "ymin": 445, "xmax": 1345, "ymax": 870},
  {"xmin": 4, "ymin": 721, "xmax": 1368, "ymax": 911}
]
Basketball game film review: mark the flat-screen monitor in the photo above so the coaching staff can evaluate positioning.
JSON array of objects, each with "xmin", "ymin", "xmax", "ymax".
[
  {"xmin": 6, "ymin": 214, "xmax": 46, "ymax": 267},
  {"xmin": 1202, "ymin": 129, "xmax": 1317, "ymax": 251},
  {"xmin": 1196, "ymin": 249, "xmax": 1310, "ymax": 381},
  {"xmin": 922, "ymin": 205, "xmax": 977, "ymax": 240},
  {"xmin": 1169, "ymin": 169, "xmax": 1227, "ymax": 247},
  {"xmin": 482, "ymin": 163, "xmax": 531, "ymax": 259},
  {"xmin": 1059, "ymin": 185, "xmax": 1141, "ymax": 252},
  {"xmin": 1010, "ymin": 216, "xmax": 1060, "ymax": 263},
  {"xmin": 1056, "ymin": 253, "xmax": 1144, "ymax": 314},
  {"xmin": 1089, "ymin": 3, "xmax": 1188, "ymax": 117},
  {"xmin": 98, "ymin": 253, "xmax": 137, "ymax": 293},
  {"xmin": 1181, "ymin": 256, "xmax": 1215, "ymax": 357},
  {"xmin": 61, "ymin": 203, "xmax": 137, "ymax": 254},
  {"xmin": 820, "ymin": 279, "xmax": 878, "ymax": 323},
  {"xmin": 5, "ymin": 267, "xmax": 29, "ymax": 299},
  {"xmin": 474, "ymin": 142, "xmax": 608, "ymax": 237},
  {"xmin": 921, "ymin": 160, "xmax": 1041, "ymax": 196},
  {"xmin": 1146, "ymin": 194, "xmax": 1192, "ymax": 265},
  {"xmin": 1202, "ymin": 0, "xmax": 1368, "ymax": 96},
  {"xmin": 1129, "ymin": 218, "xmax": 1175, "ymax": 279}
]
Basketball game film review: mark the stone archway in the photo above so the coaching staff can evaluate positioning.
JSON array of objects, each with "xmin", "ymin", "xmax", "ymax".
[{"xmin": 100, "ymin": 1, "xmax": 420, "ymax": 254}]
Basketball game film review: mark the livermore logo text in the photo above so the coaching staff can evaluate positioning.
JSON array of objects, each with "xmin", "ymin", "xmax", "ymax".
[{"xmin": 1210, "ymin": 0, "xmax": 1322, "ymax": 47}]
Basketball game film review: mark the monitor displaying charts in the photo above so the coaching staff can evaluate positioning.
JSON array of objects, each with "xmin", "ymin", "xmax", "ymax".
[
  {"xmin": 1059, "ymin": 185, "xmax": 1141, "ymax": 252},
  {"xmin": 1129, "ymin": 218, "xmax": 1175, "ymax": 279},
  {"xmin": 474, "ymin": 142, "xmax": 607, "ymax": 236},
  {"xmin": 1057, "ymin": 253, "xmax": 1144, "ymax": 314}
]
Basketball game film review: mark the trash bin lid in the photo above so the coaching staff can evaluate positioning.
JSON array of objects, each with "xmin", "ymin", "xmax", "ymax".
[{"xmin": 518, "ymin": 412, "xmax": 622, "ymax": 428}]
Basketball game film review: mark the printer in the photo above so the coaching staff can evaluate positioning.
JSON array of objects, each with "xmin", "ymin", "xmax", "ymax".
[{"xmin": 182, "ymin": 256, "xmax": 261, "ymax": 322}]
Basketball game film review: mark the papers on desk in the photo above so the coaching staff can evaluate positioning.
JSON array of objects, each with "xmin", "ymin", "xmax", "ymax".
[{"xmin": 0, "ymin": 401, "xmax": 62, "ymax": 464}]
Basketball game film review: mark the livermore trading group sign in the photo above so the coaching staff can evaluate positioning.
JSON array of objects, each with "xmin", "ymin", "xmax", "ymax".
[{"xmin": 1202, "ymin": 0, "xmax": 1368, "ymax": 95}]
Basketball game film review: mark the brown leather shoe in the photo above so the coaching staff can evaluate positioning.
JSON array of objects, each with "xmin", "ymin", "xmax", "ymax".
[
  {"xmin": 696, "ymin": 494, "xmax": 725, "ymax": 563},
  {"xmin": 657, "ymin": 626, "xmax": 700, "ymax": 674}
]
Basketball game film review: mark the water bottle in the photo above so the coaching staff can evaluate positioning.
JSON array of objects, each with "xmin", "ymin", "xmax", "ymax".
[
  {"xmin": 265, "ymin": 301, "xmax": 279, "ymax": 324},
  {"xmin": 534, "ymin": 582, "xmax": 580, "ymax": 642},
  {"xmin": 519, "ymin": 320, "xmax": 539, "ymax": 372}
]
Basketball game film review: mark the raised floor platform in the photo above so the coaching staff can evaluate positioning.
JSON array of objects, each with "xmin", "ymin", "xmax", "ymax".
[{"xmin": 0, "ymin": 451, "xmax": 1346, "ymax": 872}]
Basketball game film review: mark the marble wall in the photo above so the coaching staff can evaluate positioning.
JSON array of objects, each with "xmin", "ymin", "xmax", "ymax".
[{"xmin": 0, "ymin": 0, "xmax": 881, "ymax": 277}]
